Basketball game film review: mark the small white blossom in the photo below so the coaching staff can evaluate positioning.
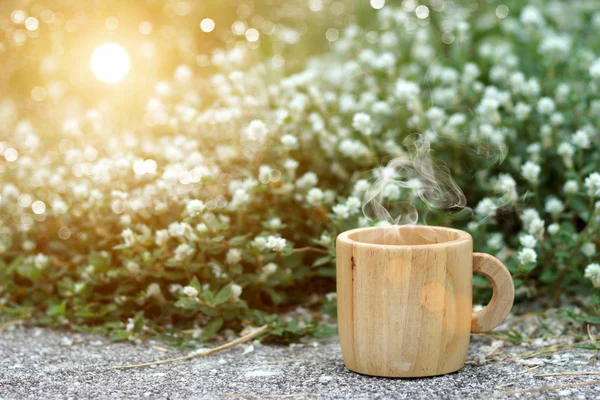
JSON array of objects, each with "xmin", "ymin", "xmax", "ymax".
[
  {"xmin": 487, "ymin": 233, "xmax": 504, "ymax": 250},
  {"xmin": 585, "ymin": 263, "xmax": 600, "ymax": 287},
  {"xmin": 563, "ymin": 180, "xmax": 578, "ymax": 195},
  {"xmin": 521, "ymin": 161, "xmax": 541, "ymax": 184},
  {"xmin": 590, "ymin": 59, "xmax": 600, "ymax": 80},
  {"xmin": 582, "ymin": 242, "xmax": 596, "ymax": 257},
  {"xmin": 262, "ymin": 263, "xmax": 278, "ymax": 276},
  {"xmin": 548, "ymin": 223, "xmax": 560, "ymax": 235},
  {"xmin": 584, "ymin": 172, "xmax": 600, "ymax": 197},
  {"xmin": 186, "ymin": 199, "xmax": 205, "ymax": 215},
  {"xmin": 126, "ymin": 261, "xmax": 140, "ymax": 275},
  {"xmin": 281, "ymin": 134, "xmax": 299, "ymax": 149},
  {"xmin": 265, "ymin": 236, "xmax": 287, "ymax": 252},
  {"xmin": 226, "ymin": 248, "xmax": 242, "ymax": 265},
  {"xmin": 252, "ymin": 236, "xmax": 267, "ymax": 251},
  {"xmin": 174, "ymin": 243, "xmax": 194, "ymax": 261},
  {"xmin": 518, "ymin": 248, "xmax": 537, "ymax": 264},
  {"xmin": 306, "ymin": 188, "xmax": 324, "ymax": 206},
  {"xmin": 571, "ymin": 130, "xmax": 590, "ymax": 149},
  {"xmin": 296, "ymin": 172, "xmax": 319, "ymax": 190},
  {"xmin": 32, "ymin": 254, "xmax": 49, "ymax": 269},
  {"xmin": 333, "ymin": 204, "xmax": 350, "ymax": 219},
  {"xmin": 231, "ymin": 283, "xmax": 242, "ymax": 299},
  {"xmin": 537, "ymin": 97, "xmax": 555, "ymax": 115},
  {"xmin": 475, "ymin": 198, "xmax": 497, "ymax": 218},
  {"xmin": 352, "ymin": 112, "xmax": 373, "ymax": 136},
  {"xmin": 122, "ymin": 228, "xmax": 135, "ymax": 246},
  {"xmin": 544, "ymin": 198, "xmax": 564, "ymax": 217},
  {"xmin": 246, "ymin": 120, "xmax": 268, "ymax": 141},
  {"xmin": 519, "ymin": 235, "xmax": 537, "ymax": 249},
  {"xmin": 182, "ymin": 286, "xmax": 199, "ymax": 298}
]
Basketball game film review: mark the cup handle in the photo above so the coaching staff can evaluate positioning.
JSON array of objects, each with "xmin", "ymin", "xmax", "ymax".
[{"xmin": 471, "ymin": 253, "xmax": 515, "ymax": 333}]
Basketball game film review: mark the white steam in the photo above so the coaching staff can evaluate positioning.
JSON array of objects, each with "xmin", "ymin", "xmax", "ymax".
[{"xmin": 362, "ymin": 133, "xmax": 468, "ymax": 226}]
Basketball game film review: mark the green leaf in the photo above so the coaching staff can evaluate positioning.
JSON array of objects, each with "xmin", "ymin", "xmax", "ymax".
[
  {"xmin": 312, "ymin": 256, "xmax": 332, "ymax": 267},
  {"xmin": 228, "ymin": 236, "xmax": 248, "ymax": 246},
  {"xmin": 189, "ymin": 276, "xmax": 202, "ymax": 292},
  {"xmin": 199, "ymin": 318, "xmax": 223, "ymax": 341},
  {"xmin": 214, "ymin": 285, "xmax": 232, "ymax": 306}
]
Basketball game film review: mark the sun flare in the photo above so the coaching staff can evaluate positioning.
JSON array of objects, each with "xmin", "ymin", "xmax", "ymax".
[{"xmin": 91, "ymin": 43, "xmax": 131, "ymax": 84}]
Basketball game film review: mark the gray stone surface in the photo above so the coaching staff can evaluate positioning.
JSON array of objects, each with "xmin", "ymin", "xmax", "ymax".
[{"xmin": 1, "ymin": 326, "xmax": 600, "ymax": 399}]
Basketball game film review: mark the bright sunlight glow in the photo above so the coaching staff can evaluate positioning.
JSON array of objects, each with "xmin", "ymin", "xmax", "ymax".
[{"xmin": 91, "ymin": 44, "xmax": 131, "ymax": 84}]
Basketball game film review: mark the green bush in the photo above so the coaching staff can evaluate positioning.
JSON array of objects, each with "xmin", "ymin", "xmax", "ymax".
[{"xmin": 2, "ymin": 0, "xmax": 600, "ymax": 342}]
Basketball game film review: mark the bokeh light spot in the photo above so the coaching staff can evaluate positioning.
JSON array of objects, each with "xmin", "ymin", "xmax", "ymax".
[
  {"xmin": 370, "ymin": 0, "xmax": 385, "ymax": 10},
  {"xmin": 91, "ymin": 44, "xmax": 130, "ymax": 84},
  {"xmin": 200, "ymin": 18, "xmax": 215, "ymax": 32},
  {"xmin": 245, "ymin": 28, "xmax": 260, "ymax": 42}
]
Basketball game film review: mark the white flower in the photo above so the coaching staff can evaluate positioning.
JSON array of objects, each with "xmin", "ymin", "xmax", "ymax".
[
  {"xmin": 231, "ymin": 283, "xmax": 242, "ymax": 299},
  {"xmin": 33, "ymin": 254, "xmax": 49, "ymax": 269},
  {"xmin": 536, "ymin": 97, "xmax": 555, "ymax": 115},
  {"xmin": 265, "ymin": 236, "xmax": 287, "ymax": 252},
  {"xmin": 122, "ymin": 228, "xmax": 135, "ymax": 246},
  {"xmin": 544, "ymin": 198, "xmax": 564, "ymax": 217},
  {"xmin": 571, "ymin": 130, "xmax": 590, "ymax": 149},
  {"xmin": 226, "ymin": 248, "xmax": 242, "ymax": 265},
  {"xmin": 521, "ymin": 208, "xmax": 541, "ymax": 227},
  {"xmin": 519, "ymin": 234, "xmax": 537, "ymax": 249},
  {"xmin": 258, "ymin": 165, "xmax": 273, "ymax": 184},
  {"xmin": 186, "ymin": 199, "xmax": 205, "ymax": 215},
  {"xmin": 475, "ymin": 198, "xmax": 497, "ymax": 218},
  {"xmin": 518, "ymin": 248, "xmax": 537, "ymax": 264},
  {"xmin": 252, "ymin": 236, "xmax": 267, "ymax": 251},
  {"xmin": 231, "ymin": 189, "xmax": 251, "ymax": 209},
  {"xmin": 262, "ymin": 263, "xmax": 277, "ymax": 276},
  {"xmin": 352, "ymin": 180, "xmax": 371, "ymax": 197},
  {"xmin": 126, "ymin": 261, "xmax": 140, "ymax": 275},
  {"xmin": 147, "ymin": 283, "xmax": 162, "ymax": 298},
  {"xmin": 582, "ymin": 242, "xmax": 596, "ymax": 257},
  {"xmin": 487, "ymin": 233, "xmax": 503, "ymax": 250},
  {"xmin": 306, "ymin": 188, "xmax": 324, "ymax": 206},
  {"xmin": 246, "ymin": 120, "xmax": 268, "ymax": 141},
  {"xmin": 155, "ymin": 229, "xmax": 169, "ymax": 245},
  {"xmin": 296, "ymin": 172, "xmax": 318, "ymax": 190},
  {"xmin": 548, "ymin": 223, "xmax": 560, "ymax": 235},
  {"xmin": 520, "ymin": 5, "xmax": 544, "ymax": 26},
  {"xmin": 345, "ymin": 197, "xmax": 361, "ymax": 214},
  {"xmin": 521, "ymin": 161, "xmax": 541, "ymax": 184},
  {"xmin": 563, "ymin": 180, "xmax": 578, "ymax": 195},
  {"xmin": 281, "ymin": 134, "xmax": 299, "ymax": 149},
  {"xmin": 168, "ymin": 222, "xmax": 186, "ymax": 238},
  {"xmin": 395, "ymin": 79, "xmax": 420, "ymax": 102},
  {"xmin": 495, "ymin": 173, "xmax": 517, "ymax": 200},
  {"xmin": 585, "ymin": 263, "xmax": 600, "ymax": 287},
  {"xmin": 352, "ymin": 112, "xmax": 373, "ymax": 136},
  {"xmin": 333, "ymin": 204, "xmax": 350, "ymax": 219},
  {"xmin": 514, "ymin": 102, "xmax": 532, "ymax": 121},
  {"xmin": 182, "ymin": 285, "xmax": 199, "ymax": 298},
  {"xmin": 528, "ymin": 218, "xmax": 545, "ymax": 238},
  {"xmin": 267, "ymin": 217, "xmax": 282, "ymax": 229},
  {"xmin": 339, "ymin": 139, "xmax": 369, "ymax": 159},
  {"xmin": 584, "ymin": 172, "xmax": 600, "ymax": 197},
  {"xmin": 284, "ymin": 158, "xmax": 299, "ymax": 173},
  {"xmin": 557, "ymin": 142, "xmax": 574, "ymax": 165},
  {"xmin": 590, "ymin": 59, "xmax": 600, "ymax": 80},
  {"xmin": 174, "ymin": 243, "xmax": 194, "ymax": 261}
]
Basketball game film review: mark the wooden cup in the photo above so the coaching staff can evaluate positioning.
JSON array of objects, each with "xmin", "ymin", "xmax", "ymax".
[{"xmin": 336, "ymin": 225, "xmax": 514, "ymax": 377}]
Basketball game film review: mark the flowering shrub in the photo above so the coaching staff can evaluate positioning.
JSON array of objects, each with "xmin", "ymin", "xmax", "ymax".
[{"xmin": 2, "ymin": 1, "xmax": 600, "ymax": 341}]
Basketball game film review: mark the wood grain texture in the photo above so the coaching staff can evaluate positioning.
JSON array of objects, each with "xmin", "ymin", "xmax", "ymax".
[
  {"xmin": 470, "ymin": 253, "xmax": 515, "ymax": 333},
  {"xmin": 336, "ymin": 226, "xmax": 513, "ymax": 378}
]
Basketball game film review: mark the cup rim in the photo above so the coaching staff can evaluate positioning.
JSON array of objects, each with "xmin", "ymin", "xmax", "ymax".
[{"xmin": 337, "ymin": 225, "xmax": 472, "ymax": 249}]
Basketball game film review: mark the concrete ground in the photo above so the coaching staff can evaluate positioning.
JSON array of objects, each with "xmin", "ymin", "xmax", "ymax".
[{"xmin": 1, "ymin": 326, "xmax": 600, "ymax": 399}]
